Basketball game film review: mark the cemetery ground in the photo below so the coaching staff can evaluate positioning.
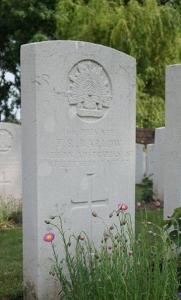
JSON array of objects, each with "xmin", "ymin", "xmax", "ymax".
[{"xmin": 0, "ymin": 183, "xmax": 167, "ymax": 300}]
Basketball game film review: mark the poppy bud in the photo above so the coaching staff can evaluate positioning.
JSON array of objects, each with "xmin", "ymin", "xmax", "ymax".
[
  {"xmin": 109, "ymin": 212, "xmax": 113, "ymax": 218},
  {"xmin": 92, "ymin": 211, "xmax": 97, "ymax": 217},
  {"xmin": 78, "ymin": 235, "xmax": 85, "ymax": 241},
  {"xmin": 44, "ymin": 220, "xmax": 50, "ymax": 224}
]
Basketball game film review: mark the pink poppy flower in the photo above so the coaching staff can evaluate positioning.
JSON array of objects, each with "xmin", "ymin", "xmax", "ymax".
[
  {"xmin": 43, "ymin": 232, "xmax": 55, "ymax": 243},
  {"xmin": 118, "ymin": 203, "xmax": 128, "ymax": 211}
]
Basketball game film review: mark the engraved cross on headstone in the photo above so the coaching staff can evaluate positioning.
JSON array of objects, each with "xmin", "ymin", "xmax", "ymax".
[
  {"xmin": 71, "ymin": 172, "xmax": 108, "ymax": 239},
  {"xmin": 0, "ymin": 170, "xmax": 11, "ymax": 195}
]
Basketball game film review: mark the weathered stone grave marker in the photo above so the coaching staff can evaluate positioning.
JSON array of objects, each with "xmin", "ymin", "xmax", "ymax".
[
  {"xmin": 164, "ymin": 64, "xmax": 181, "ymax": 218},
  {"xmin": 136, "ymin": 143, "xmax": 146, "ymax": 184},
  {"xmin": 153, "ymin": 127, "xmax": 165, "ymax": 202},
  {"xmin": 146, "ymin": 144, "xmax": 155, "ymax": 179},
  {"xmin": 0, "ymin": 170, "xmax": 11, "ymax": 195},
  {"xmin": 21, "ymin": 41, "xmax": 136, "ymax": 299},
  {"xmin": 0, "ymin": 123, "xmax": 22, "ymax": 200}
]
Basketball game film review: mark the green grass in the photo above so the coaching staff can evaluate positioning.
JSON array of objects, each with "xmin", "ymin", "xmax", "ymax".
[
  {"xmin": 135, "ymin": 184, "xmax": 144, "ymax": 202},
  {"xmin": 135, "ymin": 183, "xmax": 163, "ymax": 233},
  {"xmin": 0, "ymin": 184, "xmax": 164, "ymax": 299},
  {"xmin": 48, "ymin": 211, "xmax": 178, "ymax": 299},
  {"xmin": 0, "ymin": 227, "xmax": 23, "ymax": 300},
  {"xmin": 136, "ymin": 207, "xmax": 164, "ymax": 243}
]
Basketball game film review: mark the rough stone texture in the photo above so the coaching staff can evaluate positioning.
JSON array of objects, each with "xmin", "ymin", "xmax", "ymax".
[
  {"xmin": 0, "ymin": 122, "xmax": 22, "ymax": 199},
  {"xmin": 136, "ymin": 143, "xmax": 146, "ymax": 184},
  {"xmin": 153, "ymin": 127, "xmax": 165, "ymax": 202},
  {"xmin": 164, "ymin": 64, "xmax": 181, "ymax": 218},
  {"xmin": 21, "ymin": 41, "xmax": 136, "ymax": 300},
  {"xmin": 146, "ymin": 144, "xmax": 155, "ymax": 179}
]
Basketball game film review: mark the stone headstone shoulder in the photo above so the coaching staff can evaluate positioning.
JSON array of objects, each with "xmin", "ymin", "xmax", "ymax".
[{"xmin": 21, "ymin": 40, "xmax": 136, "ymax": 299}]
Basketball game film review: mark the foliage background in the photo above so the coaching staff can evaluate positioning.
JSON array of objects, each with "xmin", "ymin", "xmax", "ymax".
[{"xmin": 0, "ymin": 0, "xmax": 181, "ymax": 127}]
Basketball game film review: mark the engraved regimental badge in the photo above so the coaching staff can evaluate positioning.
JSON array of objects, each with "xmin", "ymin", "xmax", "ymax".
[{"xmin": 67, "ymin": 60, "xmax": 112, "ymax": 120}]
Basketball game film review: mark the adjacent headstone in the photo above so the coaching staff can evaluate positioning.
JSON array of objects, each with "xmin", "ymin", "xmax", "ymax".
[
  {"xmin": 0, "ymin": 122, "xmax": 22, "ymax": 200},
  {"xmin": 164, "ymin": 64, "xmax": 181, "ymax": 218},
  {"xmin": 146, "ymin": 144, "xmax": 155, "ymax": 179},
  {"xmin": 21, "ymin": 41, "xmax": 136, "ymax": 299},
  {"xmin": 153, "ymin": 127, "xmax": 165, "ymax": 202},
  {"xmin": 136, "ymin": 143, "xmax": 146, "ymax": 184}
]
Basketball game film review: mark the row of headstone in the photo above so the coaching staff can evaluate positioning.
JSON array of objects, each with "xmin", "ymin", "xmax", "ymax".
[
  {"xmin": 136, "ymin": 143, "xmax": 146, "ymax": 184},
  {"xmin": 146, "ymin": 144, "xmax": 154, "ymax": 179},
  {"xmin": 136, "ymin": 143, "xmax": 156, "ymax": 184},
  {"xmin": 0, "ymin": 122, "xmax": 22, "ymax": 201},
  {"xmin": 153, "ymin": 127, "xmax": 165, "ymax": 203},
  {"xmin": 0, "ymin": 124, "xmax": 163, "ymax": 202},
  {"xmin": 136, "ymin": 131, "xmax": 165, "ymax": 203},
  {"xmin": 1, "ymin": 125, "xmax": 158, "ymax": 200},
  {"xmin": 19, "ymin": 39, "xmax": 181, "ymax": 299},
  {"xmin": 143, "ymin": 119, "xmax": 181, "ymax": 214},
  {"xmin": 145, "ymin": 65, "xmax": 181, "ymax": 219},
  {"xmin": 148, "ymin": 65, "xmax": 181, "ymax": 218},
  {"xmin": 21, "ymin": 41, "xmax": 136, "ymax": 299},
  {"xmin": 164, "ymin": 65, "xmax": 181, "ymax": 218},
  {"xmin": 0, "ymin": 124, "xmax": 165, "ymax": 204}
]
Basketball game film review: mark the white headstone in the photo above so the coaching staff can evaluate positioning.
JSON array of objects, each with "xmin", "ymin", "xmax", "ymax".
[
  {"xmin": 0, "ymin": 122, "xmax": 22, "ymax": 200},
  {"xmin": 21, "ymin": 41, "xmax": 136, "ymax": 299},
  {"xmin": 146, "ymin": 144, "xmax": 155, "ymax": 179},
  {"xmin": 164, "ymin": 64, "xmax": 181, "ymax": 218},
  {"xmin": 153, "ymin": 127, "xmax": 165, "ymax": 202},
  {"xmin": 136, "ymin": 143, "xmax": 146, "ymax": 184}
]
